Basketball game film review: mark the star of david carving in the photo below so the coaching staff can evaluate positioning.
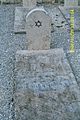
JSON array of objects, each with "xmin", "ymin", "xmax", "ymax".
[{"xmin": 35, "ymin": 20, "xmax": 42, "ymax": 27}]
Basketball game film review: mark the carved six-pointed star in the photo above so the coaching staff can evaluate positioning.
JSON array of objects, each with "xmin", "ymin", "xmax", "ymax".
[{"xmin": 35, "ymin": 20, "xmax": 42, "ymax": 27}]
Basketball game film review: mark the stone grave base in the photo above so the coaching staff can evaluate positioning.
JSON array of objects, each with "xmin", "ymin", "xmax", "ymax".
[
  {"xmin": 14, "ymin": 7, "xmax": 29, "ymax": 33},
  {"xmin": 14, "ymin": 48, "xmax": 80, "ymax": 120}
]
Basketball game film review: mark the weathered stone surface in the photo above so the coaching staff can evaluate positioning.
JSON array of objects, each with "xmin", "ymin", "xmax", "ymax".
[
  {"xmin": 67, "ymin": 49, "xmax": 80, "ymax": 89},
  {"xmin": 23, "ymin": 0, "xmax": 36, "ymax": 9},
  {"xmin": 64, "ymin": 0, "xmax": 78, "ymax": 6},
  {"xmin": 14, "ymin": 7, "xmax": 29, "ymax": 33},
  {"xmin": 14, "ymin": 48, "xmax": 80, "ymax": 120},
  {"xmin": 26, "ymin": 7, "xmax": 52, "ymax": 50}
]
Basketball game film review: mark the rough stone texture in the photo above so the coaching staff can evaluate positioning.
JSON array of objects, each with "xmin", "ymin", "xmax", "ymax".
[
  {"xmin": 26, "ymin": 7, "xmax": 51, "ymax": 50},
  {"xmin": 23, "ymin": 0, "xmax": 36, "ymax": 9},
  {"xmin": 67, "ymin": 49, "xmax": 80, "ymax": 89},
  {"xmin": 64, "ymin": 0, "xmax": 78, "ymax": 6},
  {"xmin": 58, "ymin": 6, "xmax": 80, "ymax": 31},
  {"xmin": 14, "ymin": 7, "xmax": 29, "ymax": 33},
  {"xmin": 0, "ymin": 4, "xmax": 28, "ymax": 120},
  {"xmin": 15, "ymin": 48, "xmax": 80, "ymax": 120}
]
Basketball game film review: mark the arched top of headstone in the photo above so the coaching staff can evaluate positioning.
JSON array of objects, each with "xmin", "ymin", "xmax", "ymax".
[{"xmin": 26, "ymin": 7, "xmax": 48, "ymax": 19}]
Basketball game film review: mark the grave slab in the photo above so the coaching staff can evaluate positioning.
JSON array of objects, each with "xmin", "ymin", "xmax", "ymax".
[
  {"xmin": 14, "ymin": 48, "xmax": 80, "ymax": 120},
  {"xmin": 26, "ymin": 7, "xmax": 52, "ymax": 50}
]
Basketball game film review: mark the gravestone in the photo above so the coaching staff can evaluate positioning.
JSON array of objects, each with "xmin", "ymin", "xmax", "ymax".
[
  {"xmin": 64, "ymin": 0, "xmax": 78, "ymax": 6},
  {"xmin": 26, "ymin": 7, "xmax": 51, "ymax": 50}
]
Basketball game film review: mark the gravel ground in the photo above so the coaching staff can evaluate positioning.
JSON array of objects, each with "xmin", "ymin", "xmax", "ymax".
[
  {"xmin": 0, "ymin": 4, "xmax": 80, "ymax": 120},
  {"xmin": 0, "ymin": 4, "xmax": 26, "ymax": 120},
  {"xmin": 67, "ymin": 49, "xmax": 80, "ymax": 89}
]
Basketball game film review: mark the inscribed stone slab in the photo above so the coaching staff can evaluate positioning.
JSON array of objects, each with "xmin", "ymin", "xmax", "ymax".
[{"xmin": 14, "ymin": 48, "xmax": 80, "ymax": 120}]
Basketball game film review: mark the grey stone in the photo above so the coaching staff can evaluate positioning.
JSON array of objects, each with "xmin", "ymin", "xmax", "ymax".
[
  {"xmin": 26, "ymin": 7, "xmax": 52, "ymax": 50},
  {"xmin": 67, "ymin": 49, "xmax": 80, "ymax": 89},
  {"xmin": 14, "ymin": 48, "xmax": 80, "ymax": 120},
  {"xmin": 23, "ymin": 0, "xmax": 36, "ymax": 9},
  {"xmin": 14, "ymin": 7, "xmax": 29, "ymax": 33},
  {"xmin": 14, "ymin": 0, "xmax": 37, "ymax": 33}
]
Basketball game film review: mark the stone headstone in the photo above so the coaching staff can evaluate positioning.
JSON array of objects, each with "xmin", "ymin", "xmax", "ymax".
[
  {"xmin": 64, "ymin": 0, "xmax": 78, "ymax": 6},
  {"xmin": 23, "ymin": 0, "xmax": 36, "ymax": 9},
  {"xmin": 26, "ymin": 7, "xmax": 52, "ymax": 50}
]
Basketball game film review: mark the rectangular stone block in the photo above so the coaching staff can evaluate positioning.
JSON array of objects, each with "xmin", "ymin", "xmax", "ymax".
[{"xmin": 14, "ymin": 48, "xmax": 80, "ymax": 120}]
